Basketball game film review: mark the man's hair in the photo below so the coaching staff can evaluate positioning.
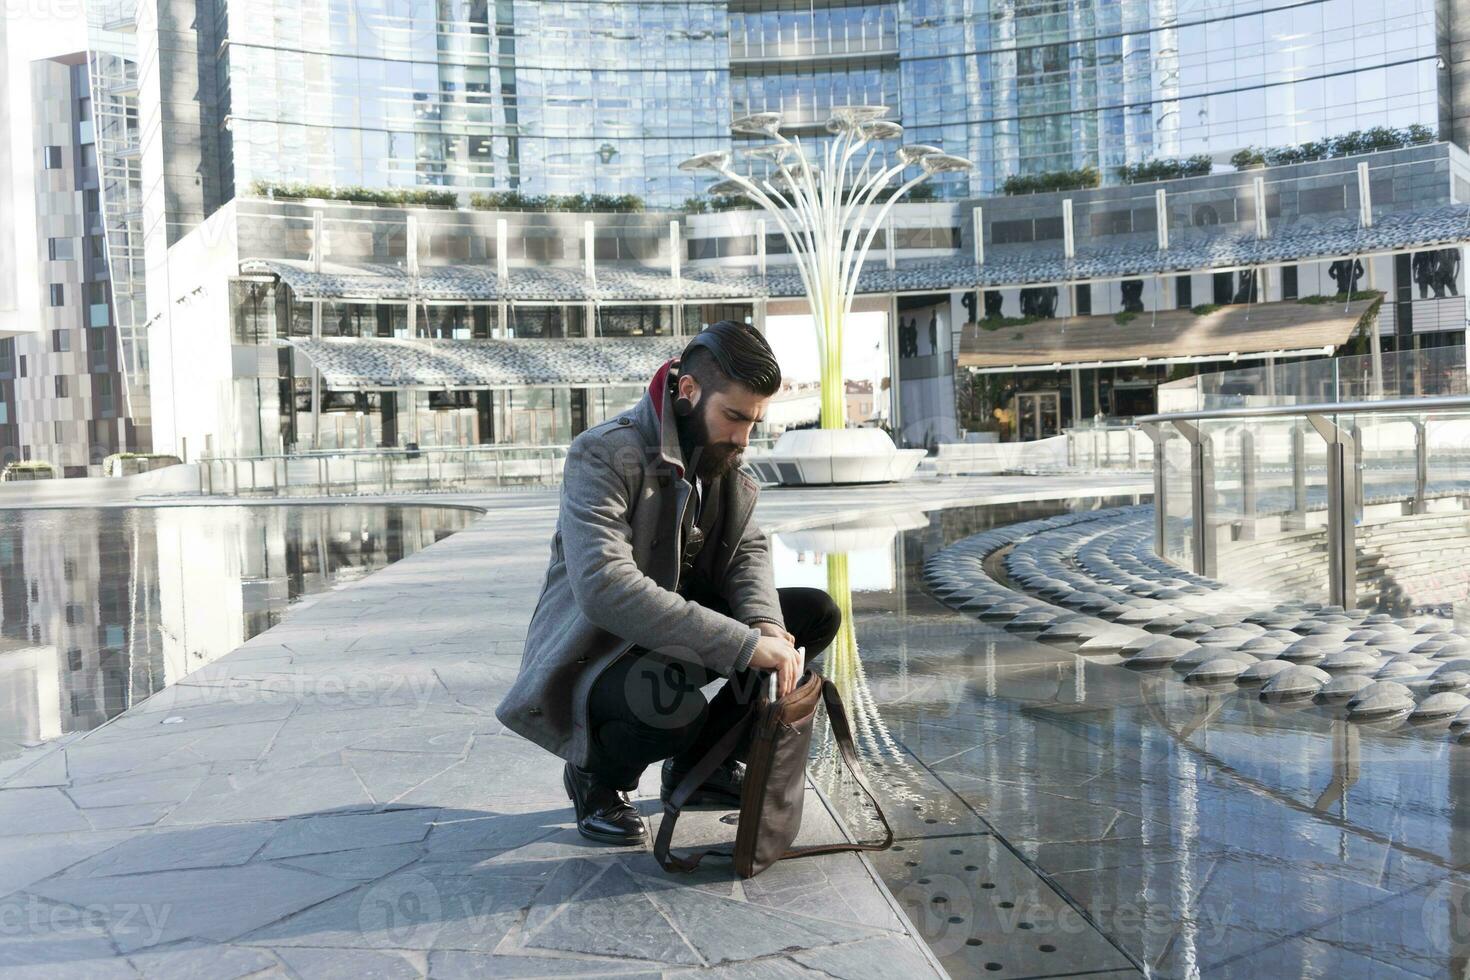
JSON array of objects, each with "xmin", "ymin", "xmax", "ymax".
[{"xmin": 677, "ymin": 320, "xmax": 782, "ymax": 398}]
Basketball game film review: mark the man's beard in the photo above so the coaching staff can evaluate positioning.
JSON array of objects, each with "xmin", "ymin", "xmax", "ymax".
[{"xmin": 676, "ymin": 404, "xmax": 743, "ymax": 481}]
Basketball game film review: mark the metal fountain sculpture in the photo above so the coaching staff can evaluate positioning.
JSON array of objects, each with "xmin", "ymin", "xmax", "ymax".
[{"xmin": 680, "ymin": 106, "xmax": 973, "ymax": 484}]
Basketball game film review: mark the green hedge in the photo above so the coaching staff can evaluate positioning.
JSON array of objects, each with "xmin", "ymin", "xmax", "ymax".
[
  {"xmin": 470, "ymin": 191, "xmax": 646, "ymax": 213},
  {"xmin": 1001, "ymin": 167, "xmax": 1100, "ymax": 195},
  {"xmin": 1116, "ymin": 155, "xmax": 1213, "ymax": 184},
  {"xmin": 1231, "ymin": 125, "xmax": 1435, "ymax": 171},
  {"xmin": 1190, "ymin": 303, "xmax": 1222, "ymax": 317},
  {"xmin": 249, "ymin": 181, "xmax": 459, "ymax": 208}
]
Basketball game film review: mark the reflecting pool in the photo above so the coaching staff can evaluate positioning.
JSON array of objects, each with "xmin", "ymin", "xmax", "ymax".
[
  {"xmin": 0, "ymin": 504, "xmax": 476, "ymax": 761},
  {"xmin": 774, "ymin": 494, "xmax": 1470, "ymax": 979}
]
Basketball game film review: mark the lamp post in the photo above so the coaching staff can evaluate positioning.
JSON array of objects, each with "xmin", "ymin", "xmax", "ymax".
[{"xmin": 680, "ymin": 106, "xmax": 972, "ymax": 431}]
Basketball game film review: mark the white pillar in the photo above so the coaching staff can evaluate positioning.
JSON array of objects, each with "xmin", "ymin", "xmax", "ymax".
[
  {"xmin": 756, "ymin": 218, "xmax": 767, "ymax": 276},
  {"xmin": 406, "ymin": 214, "xmax": 420, "ymax": 276},
  {"xmin": 1155, "ymin": 188, "xmax": 1168, "ymax": 251},
  {"xmin": 311, "ymin": 209, "xmax": 324, "ymax": 272},
  {"xmin": 885, "ymin": 214, "xmax": 896, "ymax": 269},
  {"xmin": 1357, "ymin": 162, "xmax": 1373, "ymax": 228},
  {"xmin": 669, "ymin": 219, "xmax": 682, "ymax": 280},
  {"xmin": 583, "ymin": 219, "xmax": 596, "ymax": 285},
  {"xmin": 1253, "ymin": 176, "xmax": 1268, "ymax": 239},
  {"xmin": 495, "ymin": 218, "xmax": 509, "ymax": 285},
  {"xmin": 972, "ymin": 206, "xmax": 984, "ymax": 266},
  {"xmin": 1062, "ymin": 198, "xmax": 1075, "ymax": 259}
]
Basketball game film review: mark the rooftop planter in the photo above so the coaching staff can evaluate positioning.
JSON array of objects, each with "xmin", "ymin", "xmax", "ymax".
[
  {"xmin": 470, "ymin": 191, "xmax": 646, "ymax": 213},
  {"xmin": 1231, "ymin": 125, "xmax": 1436, "ymax": 171},
  {"xmin": 249, "ymin": 181, "xmax": 460, "ymax": 209},
  {"xmin": 103, "ymin": 452, "xmax": 183, "ymax": 478},
  {"xmin": 2, "ymin": 461, "xmax": 56, "ymax": 481},
  {"xmin": 1001, "ymin": 166, "xmax": 1100, "ymax": 195},
  {"xmin": 1116, "ymin": 155, "xmax": 1213, "ymax": 184}
]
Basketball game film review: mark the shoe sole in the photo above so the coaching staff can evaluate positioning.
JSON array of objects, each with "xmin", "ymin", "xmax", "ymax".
[{"xmin": 564, "ymin": 766, "xmax": 648, "ymax": 845}]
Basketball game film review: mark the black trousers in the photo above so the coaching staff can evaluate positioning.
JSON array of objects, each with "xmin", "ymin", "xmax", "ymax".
[{"xmin": 584, "ymin": 586, "xmax": 842, "ymax": 791}]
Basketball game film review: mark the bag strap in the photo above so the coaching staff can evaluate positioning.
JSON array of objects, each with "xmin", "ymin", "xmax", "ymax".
[
  {"xmin": 654, "ymin": 675, "xmax": 894, "ymax": 873},
  {"xmin": 653, "ymin": 703, "xmax": 757, "ymax": 873},
  {"xmin": 779, "ymin": 678, "xmax": 894, "ymax": 859}
]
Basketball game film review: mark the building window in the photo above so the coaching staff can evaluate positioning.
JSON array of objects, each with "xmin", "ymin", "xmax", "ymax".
[
  {"xmin": 18, "ymin": 355, "xmax": 26, "ymax": 378},
  {"xmin": 43, "ymin": 146, "xmax": 62, "ymax": 169},
  {"xmin": 1074, "ymin": 283, "xmax": 1092, "ymax": 317},
  {"xmin": 53, "ymin": 329, "xmax": 70, "ymax": 353},
  {"xmin": 1281, "ymin": 265, "xmax": 1298, "ymax": 301},
  {"xmin": 48, "ymin": 238, "xmax": 73, "ymax": 261},
  {"xmin": 54, "ymin": 420, "xmax": 64, "ymax": 442},
  {"xmin": 0, "ymin": 403, "xmax": 7, "ymax": 424},
  {"xmin": 1212, "ymin": 272, "xmax": 1234, "ymax": 306},
  {"xmin": 1175, "ymin": 275, "xmax": 1192, "ymax": 309},
  {"xmin": 49, "ymin": 284, "xmax": 64, "ymax": 307},
  {"xmin": 80, "ymin": 144, "xmax": 97, "ymax": 170},
  {"xmin": 83, "ymin": 189, "xmax": 99, "ymax": 214},
  {"xmin": 55, "ymin": 376, "xmax": 68, "ymax": 398}
]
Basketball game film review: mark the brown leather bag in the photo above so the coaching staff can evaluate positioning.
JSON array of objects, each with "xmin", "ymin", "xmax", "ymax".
[{"xmin": 654, "ymin": 668, "xmax": 893, "ymax": 878}]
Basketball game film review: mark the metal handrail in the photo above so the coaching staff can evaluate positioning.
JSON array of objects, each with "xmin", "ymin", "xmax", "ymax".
[
  {"xmin": 203, "ymin": 444, "xmax": 571, "ymax": 464},
  {"xmin": 1137, "ymin": 394, "xmax": 1470, "ymax": 424}
]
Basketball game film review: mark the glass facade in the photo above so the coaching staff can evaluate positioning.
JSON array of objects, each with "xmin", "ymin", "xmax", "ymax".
[
  {"xmin": 160, "ymin": 0, "xmax": 1447, "ymax": 207},
  {"xmin": 223, "ymin": 0, "xmax": 730, "ymax": 202},
  {"xmin": 901, "ymin": 0, "xmax": 1444, "ymax": 194}
]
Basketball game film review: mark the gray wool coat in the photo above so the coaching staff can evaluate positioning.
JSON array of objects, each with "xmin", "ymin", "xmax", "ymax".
[{"xmin": 495, "ymin": 360, "xmax": 787, "ymax": 768}]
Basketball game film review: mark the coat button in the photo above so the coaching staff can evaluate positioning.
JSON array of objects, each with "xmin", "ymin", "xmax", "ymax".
[
  {"xmin": 617, "ymin": 417, "xmax": 630, "ymax": 425},
  {"xmin": 527, "ymin": 707, "xmax": 542, "ymax": 716},
  {"xmin": 651, "ymin": 538, "xmax": 659, "ymax": 547},
  {"xmin": 576, "ymin": 656, "xmax": 588, "ymax": 664}
]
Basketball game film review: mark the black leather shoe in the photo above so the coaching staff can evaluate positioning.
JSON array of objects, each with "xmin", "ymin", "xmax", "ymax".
[
  {"xmin": 660, "ymin": 757, "xmax": 746, "ymax": 807},
  {"xmin": 563, "ymin": 763, "xmax": 647, "ymax": 845}
]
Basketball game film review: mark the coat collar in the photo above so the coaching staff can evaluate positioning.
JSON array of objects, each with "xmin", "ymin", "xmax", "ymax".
[{"xmin": 635, "ymin": 358, "xmax": 689, "ymax": 480}]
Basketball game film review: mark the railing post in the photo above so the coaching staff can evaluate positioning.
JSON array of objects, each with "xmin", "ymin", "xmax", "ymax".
[
  {"xmin": 1240, "ymin": 427, "xmax": 1257, "ymax": 540},
  {"xmin": 1128, "ymin": 427, "xmax": 1138, "ymax": 469},
  {"xmin": 1307, "ymin": 413, "xmax": 1357, "ymax": 610},
  {"xmin": 1349, "ymin": 422, "xmax": 1364, "ymax": 519},
  {"xmin": 1288, "ymin": 423, "xmax": 1307, "ymax": 530},
  {"xmin": 1412, "ymin": 418, "xmax": 1428, "ymax": 514},
  {"xmin": 1173, "ymin": 420, "xmax": 1216, "ymax": 578},
  {"xmin": 1138, "ymin": 422, "xmax": 1168, "ymax": 558}
]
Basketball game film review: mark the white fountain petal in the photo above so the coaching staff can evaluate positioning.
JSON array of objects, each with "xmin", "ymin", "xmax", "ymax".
[
  {"xmin": 920, "ymin": 153, "xmax": 975, "ymax": 174},
  {"xmin": 678, "ymin": 150, "xmax": 731, "ymax": 172},
  {"xmin": 829, "ymin": 105, "xmax": 891, "ymax": 125},
  {"xmin": 897, "ymin": 144, "xmax": 945, "ymax": 165},
  {"xmin": 744, "ymin": 143, "xmax": 793, "ymax": 163},
  {"xmin": 731, "ymin": 112, "xmax": 784, "ymax": 136},
  {"xmin": 706, "ymin": 178, "xmax": 749, "ymax": 197},
  {"xmin": 859, "ymin": 120, "xmax": 904, "ymax": 141}
]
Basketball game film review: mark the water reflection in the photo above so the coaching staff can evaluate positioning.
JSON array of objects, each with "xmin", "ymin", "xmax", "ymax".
[
  {"xmin": 772, "ymin": 494, "xmax": 1470, "ymax": 978},
  {"xmin": 0, "ymin": 504, "xmax": 475, "ymax": 760}
]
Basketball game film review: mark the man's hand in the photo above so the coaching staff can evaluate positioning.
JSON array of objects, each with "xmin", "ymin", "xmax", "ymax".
[
  {"xmin": 749, "ymin": 633, "xmax": 804, "ymax": 700},
  {"xmin": 755, "ymin": 621, "xmax": 796, "ymax": 647}
]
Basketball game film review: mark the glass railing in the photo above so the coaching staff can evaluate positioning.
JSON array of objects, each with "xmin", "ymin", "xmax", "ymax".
[
  {"xmin": 1138, "ymin": 395, "xmax": 1470, "ymax": 617},
  {"xmin": 201, "ymin": 445, "xmax": 570, "ymax": 497},
  {"xmin": 1062, "ymin": 420, "xmax": 1154, "ymax": 470},
  {"xmin": 1159, "ymin": 345, "xmax": 1468, "ymax": 412}
]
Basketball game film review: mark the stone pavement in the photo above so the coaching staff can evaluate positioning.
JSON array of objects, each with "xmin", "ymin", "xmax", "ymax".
[{"xmin": 0, "ymin": 473, "xmax": 1145, "ymax": 978}]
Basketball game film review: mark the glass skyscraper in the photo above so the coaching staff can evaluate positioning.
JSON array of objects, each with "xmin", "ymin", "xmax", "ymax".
[{"xmin": 107, "ymin": 0, "xmax": 1455, "ymax": 213}]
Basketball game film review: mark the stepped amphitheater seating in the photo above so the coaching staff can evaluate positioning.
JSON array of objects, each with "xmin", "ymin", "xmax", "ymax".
[{"xmin": 924, "ymin": 505, "xmax": 1470, "ymax": 737}]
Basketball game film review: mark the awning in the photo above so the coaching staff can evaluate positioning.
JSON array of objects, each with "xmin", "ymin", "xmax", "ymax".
[
  {"xmin": 242, "ymin": 203, "xmax": 1470, "ymax": 302},
  {"xmin": 287, "ymin": 336, "xmax": 683, "ymax": 388},
  {"xmin": 958, "ymin": 297, "xmax": 1375, "ymax": 373}
]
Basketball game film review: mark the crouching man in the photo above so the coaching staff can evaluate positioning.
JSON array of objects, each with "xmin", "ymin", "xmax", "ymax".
[{"xmin": 495, "ymin": 320, "xmax": 842, "ymax": 844}]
